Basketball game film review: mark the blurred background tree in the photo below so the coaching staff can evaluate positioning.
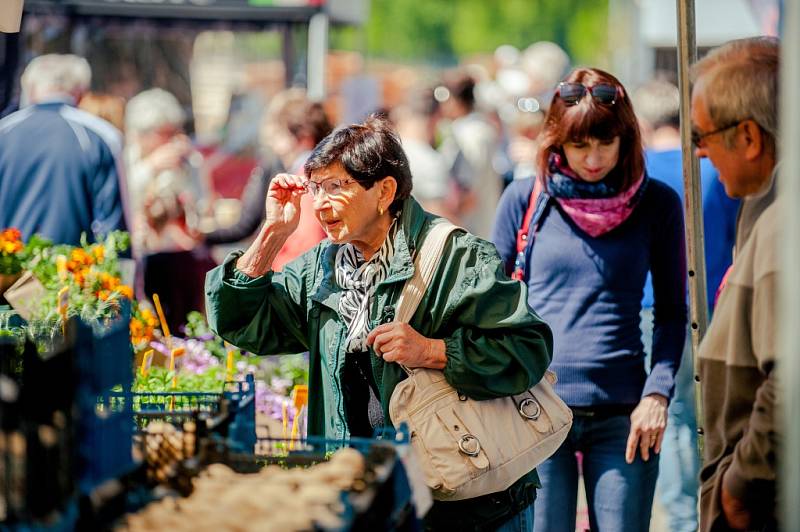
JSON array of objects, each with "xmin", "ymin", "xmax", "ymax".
[{"xmin": 332, "ymin": 0, "xmax": 610, "ymax": 66}]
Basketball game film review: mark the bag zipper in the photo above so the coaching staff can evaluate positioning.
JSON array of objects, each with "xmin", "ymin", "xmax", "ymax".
[{"xmin": 405, "ymin": 385, "xmax": 455, "ymax": 417}]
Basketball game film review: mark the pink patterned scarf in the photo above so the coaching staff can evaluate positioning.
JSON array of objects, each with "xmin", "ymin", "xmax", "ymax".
[{"xmin": 546, "ymin": 154, "xmax": 647, "ymax": 237}]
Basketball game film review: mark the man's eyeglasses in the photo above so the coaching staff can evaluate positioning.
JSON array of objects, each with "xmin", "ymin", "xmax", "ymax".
[
  {"xmin": 556, "ymin": 82, "xmax": 624, "ymax": 106},
  {"xmin": 304, "ymin": 177, "xmax": 357, "ymax": 197},
  {"xmin": 691, "ymin": 120, "xmax": 747, "ymax": 148}
]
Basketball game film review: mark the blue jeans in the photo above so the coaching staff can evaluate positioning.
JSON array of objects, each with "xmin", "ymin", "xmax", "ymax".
[
  {"xmin": 495, "ymin": 503, "xmax": 534, "ymax": 532},
  {"xmin": 533, "ymin": 415, "xmax": 659, "ymax": 532},
  {"xmin": 641, "ymin": 309, "xmax": 700, "ymax": 532}
]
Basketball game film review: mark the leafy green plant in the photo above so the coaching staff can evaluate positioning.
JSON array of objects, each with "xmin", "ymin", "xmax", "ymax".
[{"xmin": 27, "ymin": 231, "xmax": 132, "ymax": 325}]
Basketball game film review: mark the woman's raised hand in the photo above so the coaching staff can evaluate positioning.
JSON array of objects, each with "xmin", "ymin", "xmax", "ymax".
[{"xmin": 265, "ymin": 173, "xmax": 306, "ymax": 234}]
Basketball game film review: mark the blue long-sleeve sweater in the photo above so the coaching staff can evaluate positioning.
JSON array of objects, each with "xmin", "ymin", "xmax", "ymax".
[
  {"xmin": 641, "ymin": 149, "xmax": 739, "ymax": 313},
  {"xmin": 491, "ymin": 177, "xmax": 687, "ymax": 406}
]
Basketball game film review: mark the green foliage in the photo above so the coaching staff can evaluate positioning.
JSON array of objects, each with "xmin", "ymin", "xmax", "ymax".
[
  {"xmin": 183, "ymin": 311, "xmax": 212, "ymax": 339},
  {"xmin": 184, "ymin": 310, "xmax": 228, "ymax": 359},
  {"xmin": 0, "ymin": 330, "xmax": 25, "ymax": 378},
  {"xmin": 27, "ymin": 231, "xmax": 132, "ymax": 325},
  {"xmin": 133, "ymin": 365, "xmax": 227, "ymax": 394},
  {"xmin": 273, "ymin": 353, "xmax": 309, "ymax": 389},
  {"xmin": 358, "ymin": 0, "xmax": 609, "ymax": 66}
]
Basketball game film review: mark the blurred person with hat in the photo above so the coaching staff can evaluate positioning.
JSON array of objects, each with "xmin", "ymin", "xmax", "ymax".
[
  {"xmin": 125, "ymin": 87, "xmax": 213, "ymax": 332},
  {"xmin": 390, "ymin": 87, "xmax": 454, "ymax": 221},
  {"xmin": 437, "ymin": 69, "xmax": 501, "ymax": 239}
]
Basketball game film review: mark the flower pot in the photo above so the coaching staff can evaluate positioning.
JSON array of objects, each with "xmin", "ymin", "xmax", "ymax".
[{"xmin": 0, "ymin": 272, "xmax": 21, "ymax": 300}]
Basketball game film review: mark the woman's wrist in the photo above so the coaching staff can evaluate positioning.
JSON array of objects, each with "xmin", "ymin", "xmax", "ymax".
[
  {"xmin": 235, "ymin": 222, "xmax": 292, "ymax": 277},
  {"xmin": 424, "ymin": 338, "xmax": 447, "ymax": 370},
  {"xmin": 644, "ymin": 393, "xmax": 668, "ymax": 406}
]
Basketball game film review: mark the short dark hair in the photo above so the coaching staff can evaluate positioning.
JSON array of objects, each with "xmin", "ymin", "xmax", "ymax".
[
  {"xmin": 283, "ymin": 101, "xmax": 332, "ymax": 145},
  {"xmin": 538, "ymin": 67, "xmax": 644, "ymax": 190},
  {"xmin": 443, "ymin": 70, "xmax": 476, "ymax": 109},
  {"xmin": 304, "ymin": 114, "xmax": 413, "ymax": 215}
]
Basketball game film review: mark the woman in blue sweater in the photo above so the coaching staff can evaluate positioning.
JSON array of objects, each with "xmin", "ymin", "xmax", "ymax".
[{"xmin": 491, "ymin": 67, "xmax": 687, "ymax": 532}]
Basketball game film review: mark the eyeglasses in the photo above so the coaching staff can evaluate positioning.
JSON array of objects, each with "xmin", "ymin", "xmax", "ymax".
[
  {"xmin": 556, "ymin": 82, "xmax": 624, "ymax": 106},
  {"xmin": 304, "ymin": 177, "xmax": 357, "ymax": 198},
  {"xmin": 691, "ymin": 120, "xmax": 747, "ymax": 148}
]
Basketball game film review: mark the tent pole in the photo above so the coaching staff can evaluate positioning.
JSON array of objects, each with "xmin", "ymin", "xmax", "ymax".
[
  {"xmin": 676, "ymin": 0, "xmax": 708, "ymax": 458},
  {"xmin": 779, "ymin": 0, "xmax": 800, "ymax": 528}
]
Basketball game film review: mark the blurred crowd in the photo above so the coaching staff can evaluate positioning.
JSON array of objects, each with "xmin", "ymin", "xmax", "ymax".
[{"xmin": 0, "ymin": 40, "xmax": 580, "ymax": 329}]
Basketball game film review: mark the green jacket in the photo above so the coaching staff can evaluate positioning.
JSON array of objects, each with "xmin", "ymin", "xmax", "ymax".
[{"xmin": 205, "ymin": 197, "xmax": 553, "ymax": 530}]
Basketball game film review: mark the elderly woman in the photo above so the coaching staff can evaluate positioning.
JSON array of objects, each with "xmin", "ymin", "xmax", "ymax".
[{"xmin": 205, "ymin": 115, "xmax": 552, "ymax": 531}]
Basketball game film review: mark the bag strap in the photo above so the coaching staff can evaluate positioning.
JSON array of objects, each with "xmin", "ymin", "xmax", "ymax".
[
  {"xmin": 396, "ymin": 220, "xmax": 462, "ymax": 323},
  {"xmin": 512, "ymin": 178, "xmax": 544, "ymax": 281},
  {"xmin": 395, "ymin": 220, "xmax": 462, "ymax": 375}
]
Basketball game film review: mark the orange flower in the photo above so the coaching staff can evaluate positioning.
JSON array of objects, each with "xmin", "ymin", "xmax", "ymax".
[
  {"xmin": 97, "ymin": 289, "xmax": 111, "ymax": 301},
  {"xmin": 69, "ymin": 248, "xmax": 93, "ymax": 268},
  {"xmin": 0, "ymin": 228, "xmax": 21, "ymax": 242},
  {"xmin": 73, "ymin": 267, "xmax": 90, "ymax": 287},
  {"xmin": 130, "ymin": 311, "xmax": 156, "ymax": 346},
  {"xmin": 0, "ymin": 228, "xmax": 23, "ymax": 255},
  {"xmin": 99, "ymin": 272, "xmax": 120, "ymax": 291},
  {"xmin": 118, "ymin": 285, "xmax": 133, "ymax": 299},
  {"xmin": 130, "ymin": 319, "xmax": 144, "ymax": 337}
]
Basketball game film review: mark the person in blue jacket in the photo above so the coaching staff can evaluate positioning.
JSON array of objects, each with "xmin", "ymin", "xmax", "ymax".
[
  {"xmin": 0, "ymin": 54, "xmax": 127, "ymax": 245},
  {"xmin": 491, "ymin": 67, "xmax": 687, "ymax": 532}
]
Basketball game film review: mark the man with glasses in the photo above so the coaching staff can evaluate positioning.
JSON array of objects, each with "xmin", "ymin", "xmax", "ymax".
[{"xmin": 691, "ymin": 37, "xmax": 780, "ymax": 532}]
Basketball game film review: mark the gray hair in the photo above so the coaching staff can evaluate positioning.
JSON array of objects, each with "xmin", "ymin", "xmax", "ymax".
[
  {"xmin": 691, "ymin": 37, "xmax": 779, "ymax": 151},
  {"xmin": 125, "ymin": 88, "xmax": 186, "ymax": 136},
  {"xmin": 20, "ymin": 54, "xmax": 91, "ymax": 104},
  {"xmin": 633, "ymin": 79, "xmax": 680, "ymax": 130},
  {"xmin": 521, "ymin": 41, "xmax": 570, "ymax": 92}
]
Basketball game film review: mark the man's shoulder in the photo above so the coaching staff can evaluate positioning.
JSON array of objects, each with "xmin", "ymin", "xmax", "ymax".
[
  {"xmin": 0, "ymin": 106, "xmax": 36, "ymax": 135},
  {"xmin": 750, "ymin": 198, "xmax": 782, "ymax": 251},
  {"xmin": 732, "ymin": 198, "xmax": 781, "ymax": 286},
  {"xmin": 58, "ymin": 106, "xmax": 122, "ymax": 153}
]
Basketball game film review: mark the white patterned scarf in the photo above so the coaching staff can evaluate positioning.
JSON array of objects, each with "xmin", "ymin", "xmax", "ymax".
[{"xmin": 335, "ymin": 219, "xmax": 398, "ymax": 352}]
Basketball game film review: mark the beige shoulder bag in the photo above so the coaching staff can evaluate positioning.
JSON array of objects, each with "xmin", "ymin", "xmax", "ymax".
[{"xmin": 389, "ymin": 220, "xmax": 573, "ymax": 501}]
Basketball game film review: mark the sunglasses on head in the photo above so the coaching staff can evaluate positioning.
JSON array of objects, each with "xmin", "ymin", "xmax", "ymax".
[{"xmin": 556, "ymin": 82, "xmax": 624, "ymax": 106}]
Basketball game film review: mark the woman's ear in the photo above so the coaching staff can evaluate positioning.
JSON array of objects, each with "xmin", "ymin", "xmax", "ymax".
[{"xmin": 379, "ymin": 176, "xmax": 398, "ymax": 211}]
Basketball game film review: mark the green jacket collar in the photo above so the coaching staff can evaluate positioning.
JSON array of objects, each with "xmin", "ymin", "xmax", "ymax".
[{"xmin": 310, "ymin": 196, "xmax": 432, "ymax": 310}]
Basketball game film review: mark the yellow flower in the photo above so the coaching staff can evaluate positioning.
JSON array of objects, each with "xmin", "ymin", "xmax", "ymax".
[
  {"xmin": 91, "ymin": 244, "xmax": 105, "ymax": 264},
  {"xmin": 141, "ymin": 309, "xmax": 158, "ymax": 328}
]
